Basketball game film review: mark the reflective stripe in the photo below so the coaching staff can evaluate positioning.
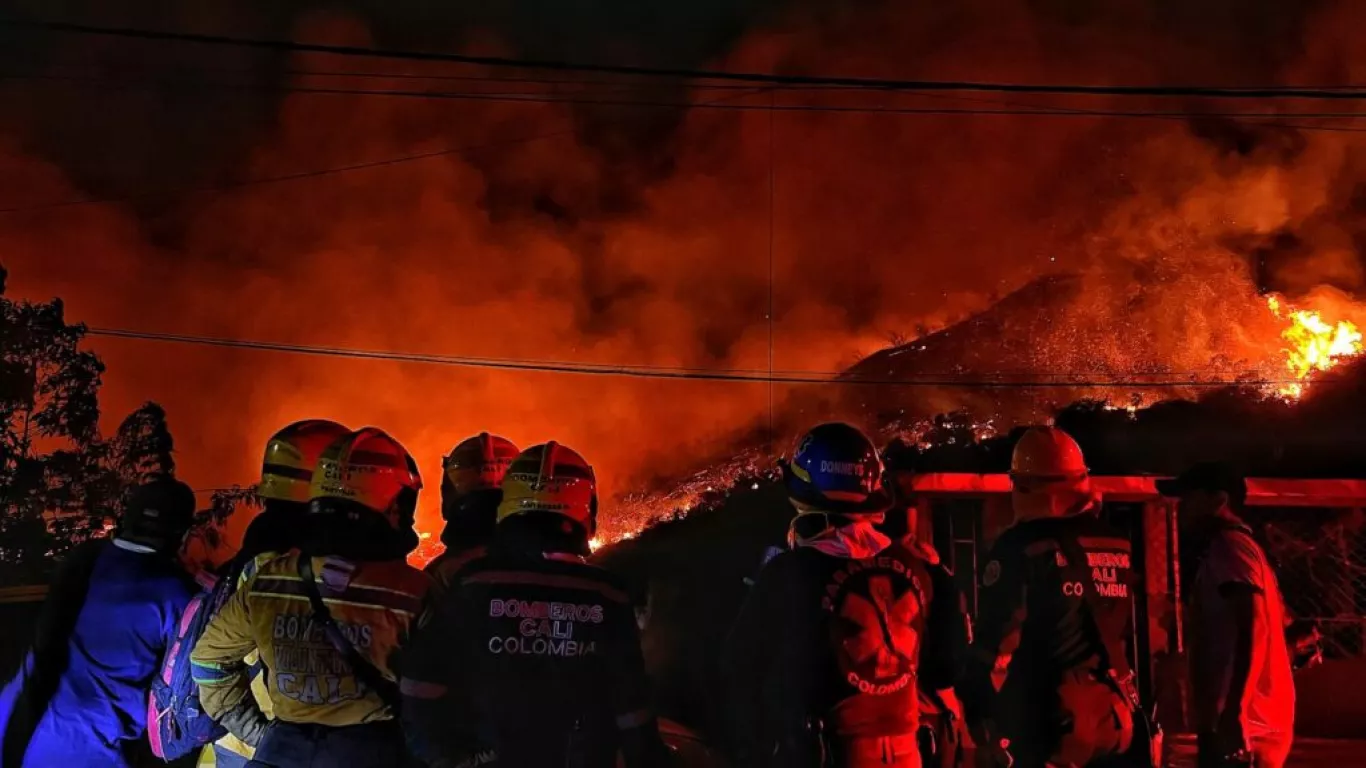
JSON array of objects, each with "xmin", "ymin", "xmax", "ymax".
[
  {"xmin": 399, "ymin": 677, "xmax": 449, "ymax": 699},
  {"xmin": 1077, "ymin": 536, "xmax": 1131, "ymax": 551},
  {"xmin": 252, "ymin": 590, "xmax": 419, "ymax": 617},
  {"xmin": 616, "ymin": 709, "xmax": 653, "ymax": 730},
  {"xmin": 460, "ymin": 571, "xmax": 629, "ymax": 604},
  {"xmin": 253, "ymin": 576, "xmax": 423, "ymax": 615},
  {"xmin": 1024, "ymin": 539, "xmax": 1059, "ymax": 557},
  {"xmin": 191, "ymin": 660, "xmax": 237, "ymax": 684},
  {"xmin": 262, "ymin": 462, "xmax": 312, "ymax": 481}
]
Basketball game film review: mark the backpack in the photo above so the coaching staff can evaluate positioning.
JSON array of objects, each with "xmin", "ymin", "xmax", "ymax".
[{"xmin": 147, "ymin": 567, "xmax": 232, "ymax": 760}]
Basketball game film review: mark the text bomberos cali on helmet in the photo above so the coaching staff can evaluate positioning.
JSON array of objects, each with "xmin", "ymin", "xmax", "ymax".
[
  {"xmin": 309, "ymin": 427, "xmax": 423, "ymax": 531},
  {"xmin": 259, "ymin": 419, "xmax": 351, "ymax": 503}
]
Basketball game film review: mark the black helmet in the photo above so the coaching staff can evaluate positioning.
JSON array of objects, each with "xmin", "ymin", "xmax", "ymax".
[{"xmin": 119, "ymin": 477, "xmax": 196, "ymax": 551}]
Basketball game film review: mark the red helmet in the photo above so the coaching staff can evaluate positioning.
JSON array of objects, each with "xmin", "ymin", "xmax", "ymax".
[
  {"xmin": 442, "ymin": 433, "xmax": 519, "ymax": 517},
  {"xmin": 310, "ymin": 427, "xmax": 423, "ymax": 531}
]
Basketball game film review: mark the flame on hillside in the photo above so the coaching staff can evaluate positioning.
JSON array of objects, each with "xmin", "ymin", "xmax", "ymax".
[{"xmin": 1267, "ymin": 295, "xmax": 1364, "ymax": 399}]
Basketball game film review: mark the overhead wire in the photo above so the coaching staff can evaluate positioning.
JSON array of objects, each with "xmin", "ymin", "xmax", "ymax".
[
  {"xmin": 11, "ymin": 71, "xmax": 1366, "ymax": 123},
  {"xmin": 84, "ymin": 326, "xmax": 1324, "ymax": 389},
  {"xmin": 12, "ymin": 19, "xmax": 1366, "ymax": 100}
]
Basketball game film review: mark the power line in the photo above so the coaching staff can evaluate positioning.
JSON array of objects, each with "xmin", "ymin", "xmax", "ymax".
[
  {"xmin": 84, "ymin": 326, "xmax": 1322, "ymax": 389},
  {"xmin": 12, "ymin": 72, "xmax": 1366, "ymax": 127},
  {"xmin": 18, "ymin": 71, "xmax": 1366, "ymax": 127},
  {"xmin": 12, "ymin": 19, "xmax": 1366, "ymax": 100}
]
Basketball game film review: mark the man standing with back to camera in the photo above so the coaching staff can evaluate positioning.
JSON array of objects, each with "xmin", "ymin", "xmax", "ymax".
[{"xmin": 962, "ymin": 427, "xmax": 1151, "ymax": 768}]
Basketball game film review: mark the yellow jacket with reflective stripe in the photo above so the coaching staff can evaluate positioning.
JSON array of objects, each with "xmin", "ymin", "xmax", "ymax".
[
  {"xmin": 192, "ymin": 552, "xmax": 430, "ymax": 728},
  {"xmin": 203, "ymin": 552, "xmax": 283, "ymax": 762}
]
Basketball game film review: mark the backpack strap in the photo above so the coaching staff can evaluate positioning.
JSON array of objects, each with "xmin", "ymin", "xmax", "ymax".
[
  {"xmin": 296, "ymin": 556, "xmax": 402, "ymax": 712},
  {"xmin": 1053, "ymin": 535, "xmax": 1161, "ymax": 767}
]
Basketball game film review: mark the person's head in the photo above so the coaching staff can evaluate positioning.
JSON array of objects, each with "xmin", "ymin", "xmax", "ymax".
[
  {"xmin": 440, "ymin": 432, "xmax": 519, "ymax": 548},
  {"xmin": 1157, "ymin": 462, "xmax": 1247, "ymax": 537},
  {"xmin": 245, "ymin": 419, "xmax": 350, "ymax": 558},
  {"xmin": 1009, "ymin": 426, "xmax": 1093, "ymax": 522},
  {"xmin": 496, "ymin": 441, "xmax": 598, "ymax": 556},
  {"xmin": 877, "ymin": 438, "xmax": 917, "ymax": 542},
  {"xmin": 308, "ymin": 427, "xmax": 423, "ymax": 556},
  {"xmin": 782, "ymin": 422, "xmax": 890, "ymax": 542},
  {"xmin": 119, "ymin": 476, "xmax": 196, "ymax": 553}
]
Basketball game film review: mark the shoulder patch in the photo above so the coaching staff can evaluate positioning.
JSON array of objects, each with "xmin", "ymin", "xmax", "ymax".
[{"xmin": 982, "ymin": 560, "xmax": 1002, "ymax": 587}]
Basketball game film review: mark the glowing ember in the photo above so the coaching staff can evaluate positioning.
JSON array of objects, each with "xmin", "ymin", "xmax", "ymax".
[
  {"xmin": 588, "ymin": 537, "xmax": 603, "ymax": 552},
  {"xmin": 1267, "ymin": 295, "xmax": 1363, "ymax": 398}
]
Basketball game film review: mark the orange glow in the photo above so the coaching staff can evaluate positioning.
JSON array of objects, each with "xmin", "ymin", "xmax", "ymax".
[{"xmin": 1267, "ymin": 295, "xmax": 1363, "ymax": 399}]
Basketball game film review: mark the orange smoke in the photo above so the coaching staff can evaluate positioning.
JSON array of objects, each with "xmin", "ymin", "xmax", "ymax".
[{"xmin": 2, "ymin": 3, "xmax": 1366, "ymax": 556}]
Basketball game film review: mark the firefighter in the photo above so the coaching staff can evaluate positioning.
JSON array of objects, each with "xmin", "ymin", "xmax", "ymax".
[
  {"xmin": 960, "ymin": 426, "xmax": 1145, "ymax": 768},
  {"xmin": 206, "ymin": 419, "xmax": 351, "ymax": 768},
  {"xmin": 192, "ymin": 428, "xmax": 430, "ymax": 768},
  {"xmin": 425, "ymin": 432, "xmax": 519, "ymax": 591},
  {"xmin": 722, "ymin": 422, "xmax": 963, "ymax": 768},
  {"xmin": 400, "ymin": 442, "xmax": 669, "ymax": 768}
]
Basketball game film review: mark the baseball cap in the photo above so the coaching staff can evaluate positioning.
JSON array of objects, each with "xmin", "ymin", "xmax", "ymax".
[
  {"xmin": 1156, "ymin": 462, "xmax": 1247, "ymax": 507},
  {"xmin": 120, "ymin": 477, "xmax": 196, "ymax": 547}
]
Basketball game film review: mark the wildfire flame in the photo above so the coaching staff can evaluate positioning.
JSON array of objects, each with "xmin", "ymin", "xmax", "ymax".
[{"xmin": 1267, "ymin": 295, "xmax": 1363, "ymax": 399}]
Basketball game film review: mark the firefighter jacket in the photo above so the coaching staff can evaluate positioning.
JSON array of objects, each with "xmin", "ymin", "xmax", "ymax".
[
  {"xmin": 722, "ymin": 538, "xmax": 965, "ymax": 767},
  {"xmin": 400, "ymin": 538, "xmax": 666, "ymax": 768},
  {"xmin": 960, "ymin": 511, "xmax": 1135, "ymax": 746},
  {"xmin": 424, "ymin": 543, "xmax": 486, "ymax": 596},
  {"xmin": 204, "ymin": 551, "xmax": 285, "ymax": 765},
  {"xmin": 191, "ymin": 552, "xmax": 429, "ymax": 730}
]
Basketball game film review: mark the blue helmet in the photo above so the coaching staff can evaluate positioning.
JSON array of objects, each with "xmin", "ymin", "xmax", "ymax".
[{"xmin": 782, "ymin": 422, "xmax": 889, "ymax": 513}]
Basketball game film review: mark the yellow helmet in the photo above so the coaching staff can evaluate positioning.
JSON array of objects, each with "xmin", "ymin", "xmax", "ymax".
[
  {"xmin": 310, "ymin": 427, "xmax": 423, "ymax": 530},
  {"xmin": 497, "ymin": 442, "xmax": 598, "ymax": 535},
  {"xmin": 443, "ymin": 433, "xmax": 520, "ymax": 500},
  {"xmin": 259, "ymin": 419, "xmax": 351, "ymax": 503}
]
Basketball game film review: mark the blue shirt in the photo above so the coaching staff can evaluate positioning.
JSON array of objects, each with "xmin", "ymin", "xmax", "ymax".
[{"xmin": 0, "ymin": 541, "xmax": 195, "ymax": 766}]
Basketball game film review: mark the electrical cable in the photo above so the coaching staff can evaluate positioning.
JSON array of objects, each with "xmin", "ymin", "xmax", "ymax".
[{"xmin": 13, "ymin": 19, "xmax": 1366, "ymax": 100}]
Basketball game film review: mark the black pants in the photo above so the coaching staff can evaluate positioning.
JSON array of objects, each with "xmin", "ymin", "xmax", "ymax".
[
  {"xmin": 245, "ymin": 720, "xmax": 406, "ymax": 768},
  {"xmin": 1001, "ymin": 673, "xmax": 1134, "ymax": 768}
]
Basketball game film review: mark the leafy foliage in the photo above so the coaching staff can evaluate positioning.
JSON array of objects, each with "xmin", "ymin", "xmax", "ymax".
[
  {"xmin": 0, "ymin": 266, "xmax": 192, "ymax": 583},
  {"xmin": 110, "ymin": 402, "xmax": 176, "ymax": 485},
  {"xmin": 182, "ymin": 486, "xmax": 260, "ymax": 572}
]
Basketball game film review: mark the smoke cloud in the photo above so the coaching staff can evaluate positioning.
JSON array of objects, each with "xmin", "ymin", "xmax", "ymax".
[{"xmin": 3, "ymin": 0, "xmax": 1366, "ymax": 539}]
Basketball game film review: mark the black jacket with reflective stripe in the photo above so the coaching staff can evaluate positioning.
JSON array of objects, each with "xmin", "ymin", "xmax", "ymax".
[
  {"xmin": 402, "ymin": 542, "xmax": 660, "ymax": 767},
  {"xmin": 962, "ymin": 513, "xmax": 1135, "ymax": 728}
]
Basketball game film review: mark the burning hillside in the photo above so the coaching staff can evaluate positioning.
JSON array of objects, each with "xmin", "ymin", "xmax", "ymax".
[
  {"xmin": 1267, "ymin": 295, "xmax": 1365, "ymax": 398},
  {"xmin": 6, "ymin": 3, "xmax": 1366, "ymax": 552}
]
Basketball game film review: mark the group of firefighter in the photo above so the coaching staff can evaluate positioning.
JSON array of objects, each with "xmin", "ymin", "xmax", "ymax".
[{"xmin": 0, "ymin": 417, "xmax": 1294, "ymax": 768}]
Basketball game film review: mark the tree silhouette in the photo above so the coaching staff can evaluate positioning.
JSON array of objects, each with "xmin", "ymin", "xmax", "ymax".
[
  {"xmin": 182, "ymin": 486, "xmax": 261, "ymax": 573},
  {"xmin": 0, "ymin": 267, "xmax": 189, "ymax": 582},
  {"xmin": 0, "ymin": 271, "xmax": 111, "ymax": 581},
  {"xmin": 110, "ymin": 402, "xmax": 176, "ymax": 485}
]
